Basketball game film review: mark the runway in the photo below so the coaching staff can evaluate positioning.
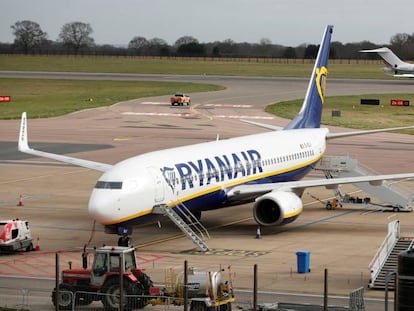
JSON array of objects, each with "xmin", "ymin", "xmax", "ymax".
[{"xmin": 0, "ymin": 72, "xmax": 413, "ymax": 308}]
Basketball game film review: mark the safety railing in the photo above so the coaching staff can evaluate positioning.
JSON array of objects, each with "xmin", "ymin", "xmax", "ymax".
[{"xmin": 368, "ymin": 220, "xmax": 400, "ymax": 288}]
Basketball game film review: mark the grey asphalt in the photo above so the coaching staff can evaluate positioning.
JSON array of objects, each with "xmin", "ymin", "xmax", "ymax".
[{"xmin": 0, "ymin": 72, "xmax": 413, "ymax": 310}]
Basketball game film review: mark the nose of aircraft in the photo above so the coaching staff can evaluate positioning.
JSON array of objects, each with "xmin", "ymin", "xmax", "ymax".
[{"xmin": 88, "ymin": 189, "xmax": 119, "ymax": 224}]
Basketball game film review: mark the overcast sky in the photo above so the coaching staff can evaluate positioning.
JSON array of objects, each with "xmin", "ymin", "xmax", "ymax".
[{"xmin": 1, "ymin": 0, "xmax": 413, "ymax": 46}]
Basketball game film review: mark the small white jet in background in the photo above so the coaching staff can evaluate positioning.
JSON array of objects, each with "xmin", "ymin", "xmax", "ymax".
[{"xmin": 360, "ymin": 47, "xmax": 414, "ymax": 78}]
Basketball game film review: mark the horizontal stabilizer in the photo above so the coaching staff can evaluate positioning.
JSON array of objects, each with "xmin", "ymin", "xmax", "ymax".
[{"xmin": 240, "ymin": 119, "xmax": 283, "ymax": 131}]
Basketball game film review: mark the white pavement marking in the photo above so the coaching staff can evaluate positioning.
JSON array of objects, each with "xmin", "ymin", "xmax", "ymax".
[
  {"xmin": 215, "ymin": 115, "xmax": 274, "ymax": 119},
  {"xmin": 203, "ymin": 104, "xmax": 253, "ymax": 108},
  {"xmin": 122, "ymin": 112, "xmax": 194, "ymax": 117},
  {"xmin": 140, "ymin": 102, "xmax": 170, "ymax": 105},
  {"xmin": 122, "ymin": 112, "xmax": 272, "ymax": 119}
]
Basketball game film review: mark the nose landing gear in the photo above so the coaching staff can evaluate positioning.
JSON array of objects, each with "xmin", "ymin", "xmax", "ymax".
[{"xmin": 118, "ymin": 235, "xmax": 132, "ymax": 247}]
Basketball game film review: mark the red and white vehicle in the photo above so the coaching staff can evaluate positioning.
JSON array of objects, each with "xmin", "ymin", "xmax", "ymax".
[
  {"xmin": 52, "ymin": 246, "xmax": 235, "ymax": 311},
  {"xmin": 0, "ymin": 219, "xmax": 34, "ymax": 253}
]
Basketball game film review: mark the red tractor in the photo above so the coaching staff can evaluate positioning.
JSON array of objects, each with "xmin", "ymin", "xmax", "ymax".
[{"xmin": 52, "ymin": 246, "xmax": 153, "ymax": 311}]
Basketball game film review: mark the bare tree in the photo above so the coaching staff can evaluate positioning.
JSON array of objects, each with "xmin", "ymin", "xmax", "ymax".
[
  {"xmin": 146, "ymin": 37, "xmax": 170, "ymax": 56},
  {"xmin": 174, "ymin": 36, "xmax": 198, "ymax": 47},
  {"xmin": 128, "ymin": 36, "xmax": 148, "ymax": 49},
  {"xmin": 128, "ymin": 36, "xmax": 149, "ymax": 55},
  {"xmin": 59, "ymin": 22, "xmax": 94, "ymax": 53},
  {"xmin": 11, "ymin": 20, "xmax": 47, "ymax": 53}
]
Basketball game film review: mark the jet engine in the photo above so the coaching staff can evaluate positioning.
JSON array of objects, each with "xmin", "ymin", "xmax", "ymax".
[{"xmin": 253, "ymin": 191, "xmax": 303, "ymax": 226}]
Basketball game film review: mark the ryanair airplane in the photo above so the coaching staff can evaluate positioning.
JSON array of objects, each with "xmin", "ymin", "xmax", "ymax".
[{"xmin": 18, "ymin": 25, "xmax": 414, "ymax": 246}]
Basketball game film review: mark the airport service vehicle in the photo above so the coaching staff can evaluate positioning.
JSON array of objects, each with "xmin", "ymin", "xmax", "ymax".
[
  {"xmin": 0, "ymin": 219, "xmax": 34, "ymax": 253},
  {"xmin": 148, "ymin": 266, "xmax": 235, "ymax": 311},
  {"xmin": 52, "ymin": 246, "xmax": 153, "ymax": 310},
  {"xmin": 52, "ymin": 246, "xmax": 235, "ymax": 311},
  {"xmin": 170, "ymin": 93, "xmax": 191, "ymax": 106}
]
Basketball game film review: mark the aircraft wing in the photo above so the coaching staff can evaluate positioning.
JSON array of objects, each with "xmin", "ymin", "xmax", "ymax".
[
  {"xmin": 18, "ymin": 112, "xmax": 113, "ymax": 172},
  {"xmin": 227, "ymin": 173, "xmax": 414, "ymax": 199}
]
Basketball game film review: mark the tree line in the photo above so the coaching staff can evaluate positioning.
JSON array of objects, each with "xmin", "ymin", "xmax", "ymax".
[{"xmin": 2, "ymin": 20, "xmax": 413, "ymax": 60}]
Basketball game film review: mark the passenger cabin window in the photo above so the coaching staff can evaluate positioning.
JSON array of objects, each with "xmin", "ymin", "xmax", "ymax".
[{"xmin": 95, "ymin": 181, "xmax": 123, "ymax": 189}]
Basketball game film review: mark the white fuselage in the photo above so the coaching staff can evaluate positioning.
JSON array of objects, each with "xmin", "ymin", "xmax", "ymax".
[{"xmin": 88, "ymin": 128, "xmax": 328, "ymax": 226}]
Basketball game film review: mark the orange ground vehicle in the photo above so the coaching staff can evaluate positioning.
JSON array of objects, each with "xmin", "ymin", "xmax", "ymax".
[{"xmin": 170, "ymin": 93, "xmax": 191, "ymax": 106}]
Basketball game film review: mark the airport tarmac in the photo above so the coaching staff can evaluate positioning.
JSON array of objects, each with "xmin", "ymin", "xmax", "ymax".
[{"xmin": 0, "ymin": 74, "xmax": 413, "ymax": 305}]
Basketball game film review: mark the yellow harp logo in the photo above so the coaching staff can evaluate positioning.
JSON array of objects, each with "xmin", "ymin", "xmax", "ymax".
[{"xmin": 315, "ymin": 66, "xmax": 328, "ymax": 103}]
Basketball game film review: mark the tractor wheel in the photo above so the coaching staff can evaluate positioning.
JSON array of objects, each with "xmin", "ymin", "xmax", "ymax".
[
  {"xmin": 52, "ymin": 283, "xmax": 75, "ymax": 310},
  {"xmin": 101, "ymin": 277, "xmax": 142, "ymax": 311}
]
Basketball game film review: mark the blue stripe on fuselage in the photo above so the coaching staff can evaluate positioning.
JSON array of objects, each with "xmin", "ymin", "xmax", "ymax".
[
  {"xmin": 117, "ymin": 161, "xmax": 315, "ymax": 228},
  {"xmin": 172, "ymin": 161, "xmax": 314, "ymax": 212}
]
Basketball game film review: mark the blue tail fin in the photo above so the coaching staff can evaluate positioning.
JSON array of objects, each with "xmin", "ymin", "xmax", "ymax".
[{"xmin": 284, "ymin": 25, "xmax": 333, "ymax": 129}]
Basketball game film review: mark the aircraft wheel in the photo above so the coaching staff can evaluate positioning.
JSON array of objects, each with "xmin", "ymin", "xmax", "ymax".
[
  {"xmin": 118, "ymin": 235, "xmax": 132, "ymax": 247},
  {"xmin": 325, "ymin": 202, "xmax": 332, "ymax": 210}
]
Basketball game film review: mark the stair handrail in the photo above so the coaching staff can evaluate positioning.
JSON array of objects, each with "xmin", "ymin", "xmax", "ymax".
[
  {"xmin": 368, "ymin": 220, "xmax": 400, "ymax": 287},
  {"xmin": 174, "ymin": 202, "xmax": 210, "ymax": 240},
  {"xmin": 155, "ymin": 203, "xmax": 210, "ymax": 251}
]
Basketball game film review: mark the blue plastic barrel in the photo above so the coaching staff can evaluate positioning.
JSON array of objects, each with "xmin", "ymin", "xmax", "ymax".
[{"xmin": 296, "ymin": 250, "xmax": 310, "ymax": 273}]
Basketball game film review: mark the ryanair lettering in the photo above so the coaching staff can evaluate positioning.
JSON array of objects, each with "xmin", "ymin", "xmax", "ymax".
[{"xmin": 161, "ymin": 149, "xmax": 263, "ymax": 190}]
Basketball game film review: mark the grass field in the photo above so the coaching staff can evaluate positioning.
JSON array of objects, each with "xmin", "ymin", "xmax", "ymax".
[
  {"xmin": 0, "ymin": 55, "xmax": 386, "ymax": 79},
  {"xmin": 0, "ymin": 55, "xmax": 412, "ymax": 134},
  {"xmin": 267, "ymin": 94, "xmax": 414, "ymax": 134},
  {"xmin": 0, "ymin": 78, "xmax": 223, "ymax": 119}
]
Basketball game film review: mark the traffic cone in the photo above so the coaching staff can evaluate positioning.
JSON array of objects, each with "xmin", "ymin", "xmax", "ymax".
[
  {"xmin": 17, "ymin": 194, "xmax": 24, "ymax": 206},
  {"xmin": 255, "ymin": 226, "xmax": 262, "ymax": 239},
  {"xmin": 35, "ymin": 236, "xmax": 40, "ymax": 251}
]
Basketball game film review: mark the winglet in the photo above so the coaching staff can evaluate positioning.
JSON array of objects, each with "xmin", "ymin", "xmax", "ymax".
[
  {"xmin": 18, "ymin": 112, "xmax": 30, "ymax": 152},
  {"xmin": 17, "ymin": 112, "xmax": 113, "ymax": 172}
]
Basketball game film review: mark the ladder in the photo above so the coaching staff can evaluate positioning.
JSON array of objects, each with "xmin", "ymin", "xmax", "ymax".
[
  {"xmin": 314, "ymin": 155, "xmax": 413, "ymax": 211},
  {"xmin": 153, "ymin": 203, "xmax": 210, "ymax": 252}
]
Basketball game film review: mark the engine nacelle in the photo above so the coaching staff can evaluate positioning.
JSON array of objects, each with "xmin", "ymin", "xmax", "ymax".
[{"xmin": 253, "ymin": 191, "xmax": 303, "ymax": 226}]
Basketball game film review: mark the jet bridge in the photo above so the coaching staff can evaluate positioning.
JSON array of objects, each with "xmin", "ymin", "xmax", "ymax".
[{"xmin": 313, "ymin": 155, "xmax": 413, "ymax": 212}]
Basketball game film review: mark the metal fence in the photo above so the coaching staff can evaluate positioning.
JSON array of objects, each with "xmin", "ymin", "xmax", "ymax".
[{"xmin": 1, "ymin": 286, "xmax": 393, "ymax": 311}]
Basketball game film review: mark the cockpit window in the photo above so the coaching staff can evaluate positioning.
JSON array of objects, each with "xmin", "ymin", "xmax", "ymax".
[{"xmin": 95, "ymin": 181, "xmax": 123, "ymax": 189}]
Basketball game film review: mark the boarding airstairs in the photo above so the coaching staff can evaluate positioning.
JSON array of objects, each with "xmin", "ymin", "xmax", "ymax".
[
  {"xmin": 368, "ymin": 220, "xmax": 414, "ymax": 290},
  {"xmin": 153, "ymin": 203, "xmax": 210, "ymax": 252},
  {"xmin": 314, "ymin": 155, "xmax": 414, "ymax": 212}
]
